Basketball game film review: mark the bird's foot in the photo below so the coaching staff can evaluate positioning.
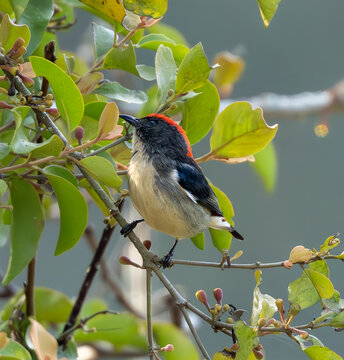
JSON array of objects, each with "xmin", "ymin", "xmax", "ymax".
[
  {"xmin": 120, "ymin": 219, "xmax": 144, "ymax": 237},
  {"xmin": 161, "ymin": 251, "xmax": 174, "ymax": 269},
  {"xmin": 160, "ymin": 239, "xmax": 179, "ymax": 269}
]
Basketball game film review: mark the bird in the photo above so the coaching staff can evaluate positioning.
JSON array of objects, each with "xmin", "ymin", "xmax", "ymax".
[{"xmin": 119, "ymin": 113, "xmax": 244, "ymax": 266}]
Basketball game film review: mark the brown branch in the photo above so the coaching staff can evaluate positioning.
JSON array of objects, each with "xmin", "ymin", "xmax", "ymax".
[
  {"xmin": 84, "ymin": 226, "xmax": 143, "ymax": 318},
  {"xmin": 41, "ymin": 41, "xmax": 57, "ymax": 96},
  {"xmin": 25, "ymin": 257, "xmax": 36, "ymax": 317},
  {"xmin": 59, "ymin": 225, "xmax": 115, "ymax": 346}
]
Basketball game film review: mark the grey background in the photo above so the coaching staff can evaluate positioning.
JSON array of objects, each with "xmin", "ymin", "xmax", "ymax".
[{"xmin": 2, "ymin": 0, "xmax": 344, "ymax": 359}]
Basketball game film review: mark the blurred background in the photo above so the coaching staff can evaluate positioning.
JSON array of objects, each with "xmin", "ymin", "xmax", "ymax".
[{"xmin": 2, "ymin": 0, "xmax": 344, "ymax": 358}]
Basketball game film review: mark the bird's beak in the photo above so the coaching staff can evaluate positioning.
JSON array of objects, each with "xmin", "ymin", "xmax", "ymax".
[{"xmin": 119, "ymin": 114, "xmax": 140, "ymax": 127}]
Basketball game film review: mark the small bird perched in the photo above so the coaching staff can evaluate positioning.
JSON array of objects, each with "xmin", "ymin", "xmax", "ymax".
[{"xmin": 119, "ymin": 113, "xmax": 243, "ymax": 265}]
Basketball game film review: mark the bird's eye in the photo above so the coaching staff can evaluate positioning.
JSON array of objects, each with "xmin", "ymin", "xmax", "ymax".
[{"xmin": 149, "ymin": 120, "xmax": 157, "ymax": 126}]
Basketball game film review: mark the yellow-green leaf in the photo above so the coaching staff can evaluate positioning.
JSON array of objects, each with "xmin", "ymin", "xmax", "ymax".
[
  {"xmin": 257, "ymin": 0, "xmax": 281, "ymax": 28},
  {"xmin": 123, "ymin": 0, "xmax": 168, "ymax": 18},
  {"xmin": 304, "ymin": 346, "xmax": 343, "ymax": 360},
  {"xmin": 209, "ymin": 183, "xmax": 235, "ymax": 252},
  {"xmin": 153, "ymin": 322, "xmax": 198, "ymax": 360},
  {"xmin": 304, "ymin": 268, "xmax": 334, "ymax": 299},
  {"xmin": 176, "ymin": 43, "xmax": 211, "ymax": 95},
  {"xmin": 0, "ymin": 13, "xmax": 30, "ymax": 52},
  {"xmin": 251, "ymin": 142, "xmax": 277, "ymax": 192},
  {"xmin": 80, "ymin": 156, "xmax": 122, "ymax": 191},
  {"xmin": 2, "ymin": 179, "xmax": 44, "ymax": 285},
  {"xmin": 190, "ymin": 232, "xmax": 204, "ymax": 250},
  {"xmin": 213, "ymin": 52, "xmax": 245, "ymax": 89},
  {"xmin": 210, "ymin": 101, "xmax": 278, "ymax": 159},
  {"xmin": 182, "ymin": 80, "xmax": 219, "ymax": 145},
  {"xmin": 43, "ymin": 165, "xmax": 88, "ymax": 256},
  {"xmin": 97, "ymin": 102, "xmax": 119, "ymax": 138},
  {"xmin": 0, "ymin": 338, "xmax": 31, "ymax": 360},
  {"xmin": 30, "ymin": 56, "xmax": 84, "ymax": 131},
  {"xmin": 79, "ymin": 0, "xmax": 126, "ymax": 24}
]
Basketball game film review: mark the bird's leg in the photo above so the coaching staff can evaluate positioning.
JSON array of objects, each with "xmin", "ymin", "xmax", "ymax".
[
  {"xmin": 120, "ymin": 219, "xmax": 144, "ymax": 237},
  {"xmin": 161, "ymin": 239, "xmax": 179, "ymax": 268}
]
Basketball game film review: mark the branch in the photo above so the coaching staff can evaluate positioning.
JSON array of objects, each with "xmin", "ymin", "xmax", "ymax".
[
  {"xmin": 146, "ymin": 269, "xmax": 154, "ymax": 360},
  {"xmin": 59, "ymin": 225, "xmax": 115, "ymax": 346},
  {"xmin": 84, "ymin": 226, "xmax": 143, "ymax": 318}
]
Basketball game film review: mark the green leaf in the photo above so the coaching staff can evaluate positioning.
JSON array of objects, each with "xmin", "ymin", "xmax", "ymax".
[
  {"xmin": 30, "ymin": 56, "xmax": 84, "ymax": 131},
  {"xmin": 0, "ymin": 225, "xmax": 9, "ymax": 248},
  {"xmin": 0, "ymin": 143, "xmax": 11, "ymax": 160},
  {"xmin": 320, "ymin": 234, "xmax": 340, "ymax": 253},
  {"xmin": 209, "ymin": 183, "xmax": 235, "ymax": 252},
  {"xmin": 175, "ymin": 43, "xmax": 211, "ymax": 95},
  {"xmin": 210, "ymin": 102, "xmax": 278, "ymax": 160},
  {"xmin": 0, "ymin": 338, "xmax": 32, "ymax": 360},
  {"xmin": 0, "ymin": 179, "xmax": 8, "ymax": 198},
  {"xmin": 190, "ymin": 232, "xmax": 204, "ymax": 250},
  {"xmin": 2, "ymin": 179, "xmax": 44, "ymax": 285},
  {"xmin": 10, "ymin": 0, "xmax": 29, "ymax": 20},
  {"xmin": 136, "ymin": 64, "xmax": 156, "ymax": 81},
  {"xmin": 0, "ymin": 13, "xmax": 30, "ymax": 52},
  {"xmin": 1, "ymin": 287, "xmax": 72, "ymax": 323},
  {"xmin": 182, "ymin": 80, "xmax": 219, "ymax": 145},
  {"xmin": 288, "ymin": 261, "xmax": 333, "ymax": 309},
  {"xmin": 43, "ymin": 165, "xmax": 88, "ymax": 255},
  {"xmin": 148, "ymin": 22, "xmax": 189, "ymax": 46},
  {"xmin": 233, "ymin": 320, "xmax": 256, "ymax": 360},
  {"xmin": 330, "ymin": 311, "xmax": 344, "ymax": 328},
  {"xmin": 93, "ymin": 81, "xmax": 147, "ymax": 104},
  {"xmin": 304, "ymin": 269, "xmax": 334, "ymax": 299},
  {"xmin": 155, "ymin": 45, "xmax": 177, "ymax": 106},
  {"xmin": 257, "ymin": 0, "xmax": 281, "ymax": 28},
  {"xmin": 153, "ymin": 322, "xmax": 199, "ymax": 360},
  {"xmin": 103, "ymin": 42, "xmax": 138, "ymax": 75},
  {"xmin": 137, "ymin": 34, "xmax": 188, "ymax": 63},
  {"xmin": 123, "ymin": 0, "xmax": 168, "ymax": 18},
  {"xmin": 10, "ymin": 107, "xmax": 64, "ymax": 156},
  {"xmin": 93, "ymin": 23, "xmax": 114, "ymax": 60},
  {"xmin": 251, "ymin": 142, "xmax": 277, "ymax": 192},
  {"xmin": 74, "ymin": 312, "xmax": 147, "ymax": 349},
  {"xmin": 137, "ymin": 85, "xmax": 159, "ymax": 117},
  {"xmin": 80, "ymin": 156, "xmax": 122, "ymax": 190},
  {"xmin": 18, "ymin": 0, "xmax": 54, "ymax": 54},
  {"xmin": 251, "ymin": 270, "xmax": 277, "ymax": 326},
  {"xmin": 304, "ymin": 346, "xmax": 343, "ymax": 360},
  {"xmin": 0, "ymin": 0, "xmax": 14, "ymax": 16},
  {"xmin": 297, "ymin": 334, "xmax": 324, "ymax": 351}
]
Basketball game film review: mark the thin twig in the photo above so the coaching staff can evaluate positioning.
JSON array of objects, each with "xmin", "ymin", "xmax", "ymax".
[
  {"xmin": 179, "ymin": 305, "xmax": 211, "ymax": 360},
  {"xmin": 85, "ymin": 134, "xmax": 132, "ymax": 157},
  {"xmin": 41, "ymin": 41, "xmax": 57, "ymax": 96},
  {"xmin": 146, "ymin": 269, "xmax": 154, "ymax": 360},
  {"xmin": 25, "ymin": 257, "xmax": 36, "ymax": 317},
  {"xmin": 59, "ymin": 225, "xmax": 115, "ymax": 346},
  {"xmin": 57, "ymin": 310, "xmax": 118, "ymax": 342}
]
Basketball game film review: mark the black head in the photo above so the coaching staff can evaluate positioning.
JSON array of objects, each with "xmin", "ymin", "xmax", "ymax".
[{"xmin": 119, "ymin": 113, "xmax": 193, "ymax": 159}]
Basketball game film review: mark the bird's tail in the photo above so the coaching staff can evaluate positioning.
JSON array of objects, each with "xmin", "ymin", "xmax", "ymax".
[{"xmin": 208, "ymin": 216, "xmax": 244, "ymax": 240}]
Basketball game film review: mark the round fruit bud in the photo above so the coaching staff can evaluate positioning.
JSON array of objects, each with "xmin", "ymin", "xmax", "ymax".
[
  {"xmin": 74, "ymin": 126, "xmax": 84, "ymax": 146},
  {"xmin": 225, "ymin": 317, "xmax": 233, "ymax": 324},
  {"xmin": 143, "ymin": 240, "xmax": 151, "ymax": 250},
  {"xmin": 222, "ymin": 304, "xmax": 230, "ymax": 312},
  {"xmin": 213, "ymin": 288, "xmax": 223, "ymax": 305},
  {"xmin": 45, "ymin": 100, "xmax": 53, "ymax": 108},
  {"xmin": 215, "ymin": 303, "xmax": 222, "ymax": 312}
]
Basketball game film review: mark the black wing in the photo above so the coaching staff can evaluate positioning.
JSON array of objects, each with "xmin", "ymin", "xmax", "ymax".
[{"xmin": 176, "ymin": 160, "xmax": 223, "ymax": 216}]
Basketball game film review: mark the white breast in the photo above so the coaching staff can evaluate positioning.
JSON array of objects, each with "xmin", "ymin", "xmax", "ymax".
[{"xmin": 128, "ymin": 150, "xmax": 207, "ymax": 239}]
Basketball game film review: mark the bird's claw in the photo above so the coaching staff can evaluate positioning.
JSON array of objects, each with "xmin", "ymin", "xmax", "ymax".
[{"xmin": 120, "ymin": 219, "xmax": 144, "ymax": 237}]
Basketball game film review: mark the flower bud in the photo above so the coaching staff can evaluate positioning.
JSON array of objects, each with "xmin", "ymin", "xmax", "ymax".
[
  {"xmin": 275, "ymin": 298, "xmax": 284, "ymax": 313},
  {"xmin": 299, "ymin": 331, "xmax": 309, "ymax": 339},
  {"xmin": 195, "ymin": 290, "xmax": 210, "ymax": 310},
  {"xmin": 119, "ymin": 256, "xmax": 142, "ymax": 268},
  {"xmin": 12, "ymin": 46, "xmax": 27, "ymax": 60},
  {"xmin": 252, "ymin": 348, "xmax": 264, "ymax": 359},
  {"xmin": 11, "ymin": 37, "xmax": 25, "ymax": 50},
  {"xmin": 143, "ymin": 240, "xmax": 151, "ymax": 250},
  {"xmin": 19, "ymin": 73, "xmax": 34, "ymax": 87},
  {"xmin": 38, "ymin": 105, "xmax": 45, "ymax": 112},
  {"xmin": 213, "ymin": 288, "xmax": 223, "ymax": 304},
  {"xmin": 230, "ymin": 343, "xmax": 239, "ymax": 351},
  {"xmin": 161, "ymin": 344, "xmax": 174, "ymax": 352},
  {"xmin": 46, "ymin": 108, "xmax": 59, "ymax": 117},
  {"xmin": 74, "ymin": 126, "xmax": 84, "ymax": 146},
  {"xmin": 0, "ymin": 100, "xmax": 14, "ymax": 109}
]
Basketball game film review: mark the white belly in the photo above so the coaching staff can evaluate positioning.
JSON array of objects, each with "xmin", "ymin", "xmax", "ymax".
[{"xmin": 128, "ymin": 155, "xmax": 203, "ymax": 239}]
